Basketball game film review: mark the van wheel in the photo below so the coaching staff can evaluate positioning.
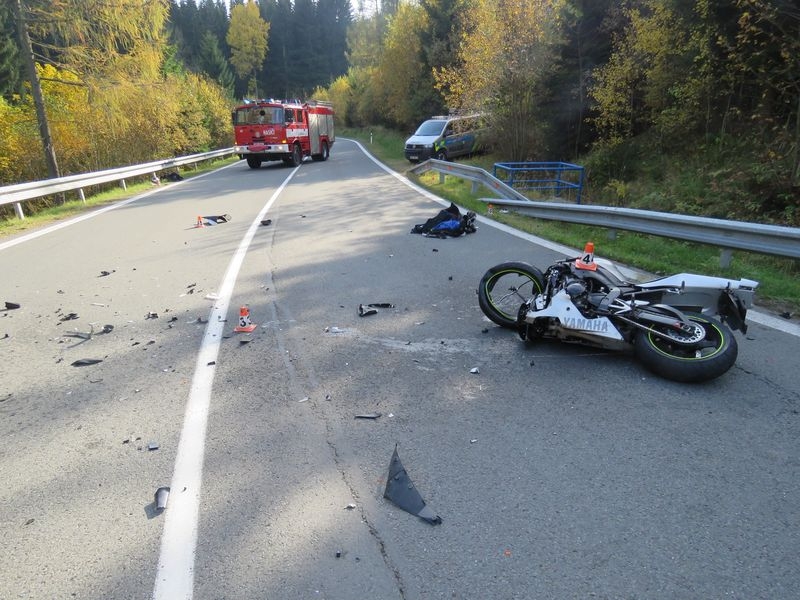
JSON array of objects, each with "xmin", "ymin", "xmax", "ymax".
[{"xmin": 434, "ymin": 150, "xmax": 448, "ymax": 161}]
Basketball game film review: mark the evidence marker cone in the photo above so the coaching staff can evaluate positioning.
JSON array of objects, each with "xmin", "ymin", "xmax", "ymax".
[
  {"xmin": 195, "ymin": 215, "xmax": 205, "ymax": 228},
  {"xmin": 575, "ymin": 241, "xmax": 597, "ymax": 271},
  {"xmin": 234, "ymin": 305, "xmax": 257, "ymax": 333}
]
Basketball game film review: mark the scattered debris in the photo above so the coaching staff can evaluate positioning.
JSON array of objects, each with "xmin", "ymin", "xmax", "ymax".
[
  {"xmin": 164, "ymin": 171, "xmax": 183, "ymax": 182},
  {"xmin": 4, "ymin": 301, "xmax": 20, "ymax": 310},
  {"xmin": 205, "ymin": 293, "xmax": 219, "ymax": 301},
  {"xmin": 261, "ymin": 219, "xmax": 272, "ymax": 226},
  {"xmin": 98, "ymin": 270, "xmax": 116, "ymax": 277},
  {"xmin": 59, "ymin": 312, "xmax": 79, "ymax": 322},
  {"xmin": 148, "ymin": 442, "xmax": 159, "ymax": 451},
  {"xmin": 299, "ymin": 397, "xmax": 310, "ymax": 403},
  {"xmin": 203, "ymin": 214, "xmax": 232, "ymax": 225},
  {"xmin": 335, "ymin": 550, "xmax": 342, "ymax": 558},
  {"xmin": 383, "ymin": 445, "xmax": 442, "ymax": 525},
  {"xmin": 781, "ymin": 311, "xmax": 793, "ymax": 319},
  {"xmin": 355, "ymin": 413, "xmax": 381, "ymax": 420},
  {"xmin": 470, "ymin": 367, "xmax": 480, "ymax": 374},
  {"xmin": 155, "ymin": 486, "xmax": 170, "ymax": 511},
  {"xmin": 207, "ymin": 361, "xmax": 216, "ymax": 366},
  {"xmin": 481, "ymin": 328, "xmax": 489, "ymax": 334},
  {"xmin": 470, "ymin": 439, "xmax": 478, "ymax": 444},
  {"xmin": 145, "ymin": 312, "xmax": 159, "ymax": 320},
  {"xmin": 344, "ymin": 503, "xmax": 356, "ymax": 510},
  {"xmin": 71, "ymin": 358, "xmax": 103, "ymax": 367},
  {"xmin": 358, "ymin": 304, "xmax": 378, "ymax": 317}
]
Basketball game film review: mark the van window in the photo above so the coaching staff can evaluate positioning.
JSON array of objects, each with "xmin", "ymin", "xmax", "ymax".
[{"xmin": 415, "ymin": 120, "xmax": 447, "ymax": 136}]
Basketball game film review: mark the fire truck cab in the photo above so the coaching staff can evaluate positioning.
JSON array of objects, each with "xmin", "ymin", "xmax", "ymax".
[{"xmin": 232, "ymin": 99, "xmax": 335, "ymax": 169}]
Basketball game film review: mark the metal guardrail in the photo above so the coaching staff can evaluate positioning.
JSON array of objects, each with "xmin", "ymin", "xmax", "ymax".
[
  {"xmin": 0, "ymin": 147, "xmax": 236, "ymax": 219},
  {"xmin": 408, "ymin": 158, "xmax": 800, "ymax": 266}
]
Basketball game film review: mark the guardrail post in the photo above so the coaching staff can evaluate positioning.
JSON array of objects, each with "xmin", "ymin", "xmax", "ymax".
[
  {"xmin": 120, "ymin": 179, "xmax": 127, "ymax": 191},
  {"xmin": 472, "ymin": 180, "xmax": 479, "ymax": 194},
  {"xmin": 720, "ymin": 248, "xmax": 733, "ymax": 269},
  {"xmin": 14, "ymin": 202, "xmax": 25, "ymax": 219},
  {"xmin": 439, "ymin": 172, "xmax": 445, "ymax": 184},
  {"xmin": 78, "ymin": 188, "xmax": 86, "ymax": 203}
]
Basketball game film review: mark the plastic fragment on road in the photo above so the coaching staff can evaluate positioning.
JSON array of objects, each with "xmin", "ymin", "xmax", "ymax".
[
  {"xmin": 148, "ymin": 442, "xmax": 159, "ymax": 451},
  {"xmin": 470, "ymin": 367, "xmax": 480, "ymax": 374},
  {"xmin": 4, "ymin": 301, "xmax": 20, "ymax": 310},
  {"xmin": 358, "ymin": 304, "xmax": 377, "ymax": 317},
  {"xmin": 355, "ymin": 413, "xmax": 381, "ymax": 420},
  {"xmin": 383, "ymin": 445, "xmax": 442, "ymax": 525},
  {"xmin": 98, "ymin": 270, "xmax": 116, "ymax": 277},
  {"xmin": 155, "ymin": 486, "xmax": 170, "ymax": 511},
  {"xmin": 71, "ymin": 358, "xmax": 103, "ymax": 367},
  {"xmin": 261, "ymin": 219, "xmax": 272, "ymax": 226}
]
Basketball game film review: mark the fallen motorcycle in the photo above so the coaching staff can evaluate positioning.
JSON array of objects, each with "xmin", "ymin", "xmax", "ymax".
[{"xmin": 478, "ymin": 243, "xmax": 759, "ymax": 382}]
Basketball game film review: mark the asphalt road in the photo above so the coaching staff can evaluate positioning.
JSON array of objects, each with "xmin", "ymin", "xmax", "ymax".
[{"xmin": 1, "ymin": 140, "xmax": 798, "ymax": 600}]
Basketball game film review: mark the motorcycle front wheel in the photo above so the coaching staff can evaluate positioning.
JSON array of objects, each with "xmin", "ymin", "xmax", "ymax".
[
  {"xmin": 478, "ymin": 262, "xmax": 545, "ymax": 328},
  {"xmin": 634, "ymin": 312, "xmax": 738, "ymax": 383}
]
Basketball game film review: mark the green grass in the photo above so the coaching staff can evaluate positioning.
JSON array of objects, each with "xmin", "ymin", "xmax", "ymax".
[
  {"xmin": 343, "ymin": 127, "xmax": 800, "ymax": 314},
  {"xmin": 0, "ymin": 157, "xmax": 239, "ymax": 238}
]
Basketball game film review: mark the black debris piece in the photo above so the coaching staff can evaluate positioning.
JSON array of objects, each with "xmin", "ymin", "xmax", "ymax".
[
  {"xmin": 203, "ymin": 214, "xmax": 232, "ymax": 224},
  {"xmin": 59, "ymin": 312, "xmax": 79, "ymax": 322},
  {"xmin": 98, "ymin": 270, "xmax": 116, "ymax": 277},
  {"xmin": 781, "ymin": 311, "xmax": 792, "ymax": 319},
  {"xmin": 355, "ymin": 413, "xmax": 381, "ymax": 420},
  {"xmin": 4, "ymin": 301, "xmax": 21, "ymax": 310},
  {"xmin": 358, "ymin": 304, "xmax": 378, "ymax": 317},
  {"xmin": 146, "ymin": 312, "xmax": 159, "ymax": 320},
  {"xmin": 100, "ymin": 324, "xmax": 114, "ymax": 334},
  {"xmin": 261, "ymin": 219, "xmax": 272, "ymax": 226},
  {"xmin": 367, "ymin": 303, "xmax": 394, "ymax": 309},
  {"xmin": 383, "ymin": 445, "xmax": 442, "ymax": 525},
  {"xmin": 71, "ymin": 358, "xmax": 103, "ymax": 367},
  {"xmin": 164, "ymin": 171, "xmax": 184, "ymax": 182}
]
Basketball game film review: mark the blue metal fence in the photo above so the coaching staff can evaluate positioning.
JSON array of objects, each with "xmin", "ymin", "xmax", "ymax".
[{"xmin": 493, "ymin": 162, "xmax": 585, "ymax": 204}]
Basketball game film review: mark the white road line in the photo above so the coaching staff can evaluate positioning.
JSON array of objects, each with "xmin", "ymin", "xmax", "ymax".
[{"xmin": 152, "ymin": 166, "xmax": 299, "ymax": 600}]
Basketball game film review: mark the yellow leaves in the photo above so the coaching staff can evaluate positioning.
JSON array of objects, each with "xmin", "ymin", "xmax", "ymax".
[{"xmin": 227, "ymin": 1, "xmax": 270, "ymax": 80}]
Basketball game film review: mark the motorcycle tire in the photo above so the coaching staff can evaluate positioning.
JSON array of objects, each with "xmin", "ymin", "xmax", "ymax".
[
  {"xmin": 478, "ymin": 262, "xmax": 545, "ymax": 328},
  {"xmin": 634, "ymin": 312, "xmax": 738, "ymax": 383}
]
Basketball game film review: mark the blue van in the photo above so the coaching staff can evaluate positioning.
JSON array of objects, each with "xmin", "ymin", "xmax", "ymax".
[{"xmin": 404, "ymin": 115, "xmax": 484, "ymax": 162}]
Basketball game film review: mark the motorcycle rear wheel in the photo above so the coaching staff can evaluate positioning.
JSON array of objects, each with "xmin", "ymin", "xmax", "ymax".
[
  {"xmin": 478, "ymin": 262, "xmax": 544, "ymax": 328},
  {"xmin": 634, "ymin": 312, "xmax": 738, "ymax": 383}
]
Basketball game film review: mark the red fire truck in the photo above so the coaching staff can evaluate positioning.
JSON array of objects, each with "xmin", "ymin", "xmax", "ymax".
[{"xmin": 232, "ymin": 99, "xmax": 335, "ymax": 168}]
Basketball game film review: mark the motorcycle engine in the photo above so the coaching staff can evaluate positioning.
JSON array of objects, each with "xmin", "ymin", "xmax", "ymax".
[{"xmin": 564, "ymin": 277, "xmax": 589, "ymax": 308}]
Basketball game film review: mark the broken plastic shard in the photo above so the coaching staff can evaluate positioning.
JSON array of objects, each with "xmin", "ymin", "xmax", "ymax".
[
  {"xmin": 358, "ymin": 304, "xmax": 378, "ymax": 317},
  {"xmin": 4, "ymin": 301, "xmax": 21, "ymax": 310},
  {"xmin": 470, "ymin": 367, "xmax": 480, "ymax": 374},
  {"xmin": 383, "ymin": 445, "xmax": 442, "ymax": 525},
  {"xmin": 355, "ymin": 412, "xmax": 381, "ymax": 420},
  {"xmin": 155, "ymin": 486, "xmax": 170, "ymax": 510},
  {"xmin": 71, "ymin": 358, "xmax": 103, "ymax": 367}
]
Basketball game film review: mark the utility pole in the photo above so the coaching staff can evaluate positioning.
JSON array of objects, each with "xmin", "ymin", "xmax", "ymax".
[{"xmin": 11, "ymin": 0, "xmax": 61, "ymax": 184}]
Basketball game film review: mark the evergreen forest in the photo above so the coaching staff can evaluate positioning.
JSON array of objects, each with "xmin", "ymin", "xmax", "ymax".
[{"xmin": 1, "ymin": 0, "xmax": 798, "ymax": 227}]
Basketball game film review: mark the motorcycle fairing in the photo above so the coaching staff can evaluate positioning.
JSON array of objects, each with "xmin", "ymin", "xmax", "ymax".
[{"xmin": 522, "ymin": 290, "xmax": 625, "ymax": 341}]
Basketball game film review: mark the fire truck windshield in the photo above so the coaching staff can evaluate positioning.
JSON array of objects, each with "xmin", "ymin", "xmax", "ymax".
[{"xmin": 236, "ymin": 106, "xmax": 284, "ymax": 125}]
